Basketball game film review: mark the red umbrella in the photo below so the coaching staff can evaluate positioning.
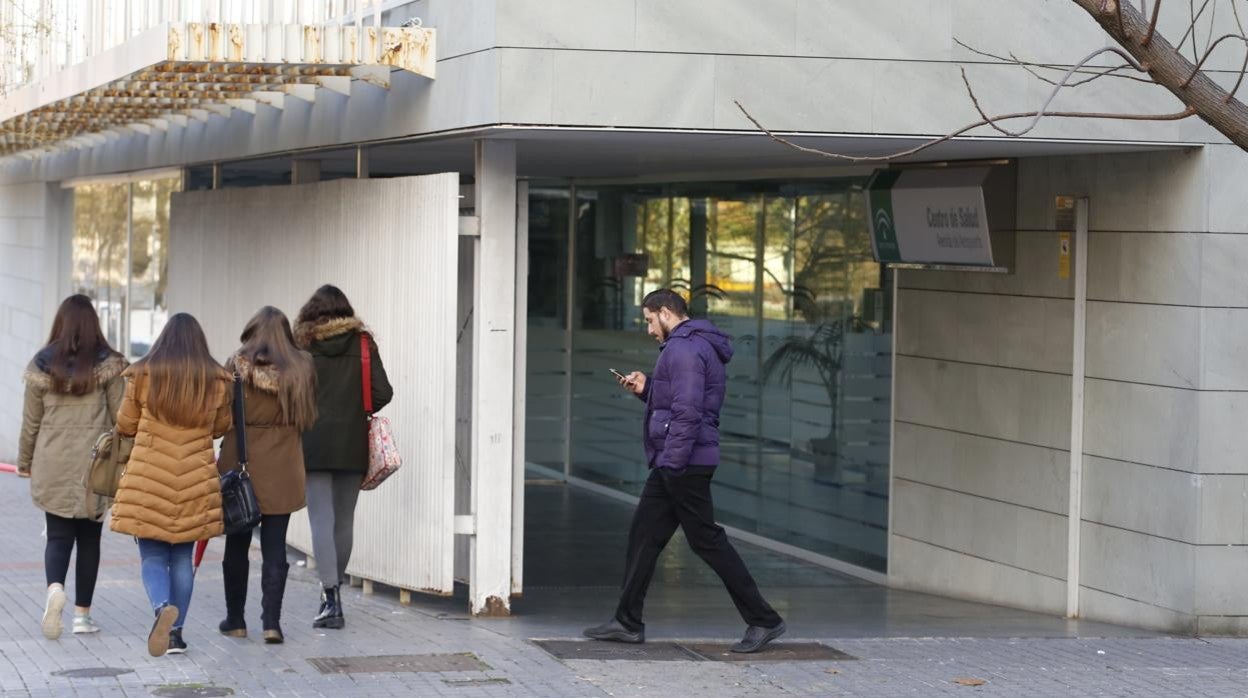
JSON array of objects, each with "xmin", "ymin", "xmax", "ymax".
[{"xmin": 192, "ymin": 539, "xmax": 209, "ymax": 575}]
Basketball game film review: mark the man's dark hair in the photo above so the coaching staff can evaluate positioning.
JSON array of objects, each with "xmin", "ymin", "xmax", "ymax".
[{"xmin": 642, "ymin": 289, "xmax": 688, "ymax": 317}]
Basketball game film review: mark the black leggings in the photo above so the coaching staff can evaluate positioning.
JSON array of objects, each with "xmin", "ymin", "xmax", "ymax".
[
  {"xmin": 44, "ymin": 513, "xmax": 103, "ymax": 608},
  {"xmin": 224, "ymin": 514, "xmax": 291, "ymax": 569}
]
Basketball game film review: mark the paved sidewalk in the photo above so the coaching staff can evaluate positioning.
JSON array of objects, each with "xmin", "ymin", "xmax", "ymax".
[{"xmin": 2, "ymin": 476, "xmax": 1248, "ymax": 697}]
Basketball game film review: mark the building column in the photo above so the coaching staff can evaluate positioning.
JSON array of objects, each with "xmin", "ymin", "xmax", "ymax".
[{"xmin": 469, "ymin": 139, "xmax": 517, "ymax": 616}]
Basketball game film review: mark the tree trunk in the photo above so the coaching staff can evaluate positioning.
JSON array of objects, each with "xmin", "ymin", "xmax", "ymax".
[{"xmin": 1071, "ymin": 0, "xmax": 1248, "ymax": 151}]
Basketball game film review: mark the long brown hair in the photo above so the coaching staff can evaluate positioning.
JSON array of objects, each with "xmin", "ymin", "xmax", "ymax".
[
  {"xmin": 295, "ymin": 284, "xmax": 355, "ymax": 327},
  {"xmin": 44, "ymin": 294, "xmax": 119, "ymax": 395},
  {"xmin": 235, "ymin": 306, "xmax": 317, "ymax": 430},
  {"xmin": 134, "ymin": 313, "xmax": 227, "ymax": 428}
]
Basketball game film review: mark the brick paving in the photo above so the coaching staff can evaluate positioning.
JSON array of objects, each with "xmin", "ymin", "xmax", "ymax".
[{"xmin": 2, "ymin": 476, "xmax": 1248, "ymax": 697}]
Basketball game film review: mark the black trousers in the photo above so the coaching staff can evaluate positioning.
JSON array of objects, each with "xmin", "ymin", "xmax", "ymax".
[
  {"xmin": 224, "ymin": 514, "xmax": 291, "ymax": 569},
  {"xmin": 614, "ymin": 466, "xmax": 783, "ymax": 632},
  {"xmin": 44, "ymin": 513, "xmax": 103, "ymax": 607}
]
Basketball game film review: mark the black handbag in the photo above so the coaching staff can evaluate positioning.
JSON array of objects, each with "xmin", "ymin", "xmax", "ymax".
[{"xmin": 220, "ymin": 374, "xmax": 261, "ymax": 536}]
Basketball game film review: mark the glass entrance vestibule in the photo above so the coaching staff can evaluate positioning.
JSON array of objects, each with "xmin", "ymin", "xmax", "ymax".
[{"xmin": 524, "ymin": 178, "xmax": 893, "ymax": 572}]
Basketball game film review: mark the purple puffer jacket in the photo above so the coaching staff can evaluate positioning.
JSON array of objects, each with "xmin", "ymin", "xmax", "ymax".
[{"xmin": 639, "ymin": 318, "xmax": 734, "ymax": 470}]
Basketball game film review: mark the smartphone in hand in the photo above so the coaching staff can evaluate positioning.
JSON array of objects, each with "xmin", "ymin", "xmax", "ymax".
[{"xmin": 609, "ymin": 368, "xmax": 627, "ymax": 381}]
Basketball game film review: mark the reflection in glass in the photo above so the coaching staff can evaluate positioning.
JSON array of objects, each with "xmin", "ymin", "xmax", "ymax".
[
  {"xmin": 527, "ymin": 180, "xmax": 892, "ymax": 571},
  {"xmin": 71, "ymin": 183, "xmax": 128, "ymax": 349},
  {"xmin": 128, "ymin": 178, "xmax": 179, "ymax": 356},
  {"xmin": 71, "ymin": 175, "xmax": 182, "ymax": 358}
]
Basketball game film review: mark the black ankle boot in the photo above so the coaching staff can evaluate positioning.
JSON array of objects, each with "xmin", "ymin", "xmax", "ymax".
[
  {"xmin": 312, "ymin": 584, "xmax": 344, "ymax": 629},
  {"xmin": 218, "ymin": 556, "xmax": 248, "ymax": 637},
  {"xmin": 261, "ymin": 561, "xmax": 290, "ymax": 643}
]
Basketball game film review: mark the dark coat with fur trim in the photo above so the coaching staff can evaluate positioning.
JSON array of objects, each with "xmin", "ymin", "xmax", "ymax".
[
  {"xmin": 217, "ymin": 354, "xmax": 309, "ymax": 515},
  {"xmin": 294, "ymin": 316, "xmax": 393, "ymax": 474},
  {"xmin": 19, "ymin": 349, "xmax": 128, "ymax": 520}
]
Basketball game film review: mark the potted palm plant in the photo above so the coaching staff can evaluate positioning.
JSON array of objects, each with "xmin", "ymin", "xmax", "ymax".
[{"xmin": 761, "ymin": 320, "xmax": 845, "ymax": 482}]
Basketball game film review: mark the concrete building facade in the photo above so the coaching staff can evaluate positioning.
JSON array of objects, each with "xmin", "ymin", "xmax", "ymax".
[{"xmin": 2, "ymin": 0, "xmax": 1246, "ymax": 630}]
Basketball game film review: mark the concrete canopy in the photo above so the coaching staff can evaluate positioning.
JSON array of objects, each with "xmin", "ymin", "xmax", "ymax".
[{"xmin": 0, "ymin": 21, "xmax": 435, "ymax": 158}]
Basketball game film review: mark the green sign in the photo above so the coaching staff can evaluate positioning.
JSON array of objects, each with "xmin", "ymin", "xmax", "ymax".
[{"xmin": 867, "ymin": 170, "xmax": 902, "ymax": 263}]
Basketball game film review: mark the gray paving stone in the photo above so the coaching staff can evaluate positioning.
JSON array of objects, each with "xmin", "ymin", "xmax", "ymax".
[{"xmin": 2, "ymin": 475, "xmax": 1248, "ymax": 696}]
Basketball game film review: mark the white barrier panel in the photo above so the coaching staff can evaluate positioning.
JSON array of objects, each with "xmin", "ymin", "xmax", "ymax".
[{"xmin": 167, "ymin": 175, "xmax": 459, "ymax": 596}]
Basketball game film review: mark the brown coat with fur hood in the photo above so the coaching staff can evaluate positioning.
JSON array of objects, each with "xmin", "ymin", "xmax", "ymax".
[
  {"xmin": 19, "ymin": 351, "xmax": 128, "ymax": 520},
  {"xmin": 109, "ymin": 366, "xmax": 232, "ymax": 543},
  {"xmin": 216, "ymin": 353, "xmax": 308, "ymax": 515}
]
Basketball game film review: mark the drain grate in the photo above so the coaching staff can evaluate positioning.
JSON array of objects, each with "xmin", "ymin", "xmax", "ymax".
[
  {"xmin": 443, "ymin": 678, "xmax": 512, "ymax": 687},
  {"xmin": 683, "ymin": 642, "xmax": 857, "ymax": 662},
  {"xmin": 533, "ymin": 640, "xmax": 705, "ymax": 661},
  {"xmin": 150, "ymin": 686, "xmax": 234, "ymax": 697},
  {"xmin": 51, "ymin": 667, "xmax": 135, "ymax": 679},
  {"xmin": 534, "ymin": 640, "xmax": 857, "ymax": 662},
  {"xmin": 307, "ymin": 653, "xmax": 491, "ymax": 674}
]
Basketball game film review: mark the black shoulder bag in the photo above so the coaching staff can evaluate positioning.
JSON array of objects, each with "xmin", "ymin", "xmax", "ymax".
[{"xmin": 219, "ymin": 374, "xmax": 261, "ymax": 536}]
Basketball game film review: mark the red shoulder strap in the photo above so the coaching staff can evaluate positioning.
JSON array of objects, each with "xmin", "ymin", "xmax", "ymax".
[{"xmin": 360, "ymin": 333, "xmax": 373, "ymax": 414}]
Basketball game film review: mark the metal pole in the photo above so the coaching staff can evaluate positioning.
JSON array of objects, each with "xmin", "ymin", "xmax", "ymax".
[
  {"xmin": 1066, "ymin": 197, "xmax": 1090, "ymax": 619},
  {"xmin": 124, "ymin": 182, "xmax": 134, "ymax": 358},
  {"xmin": 562, "ymin": 183, "xmax": 577, "ymax": 480},
  {"xmin": 754, "ymin": 197, "xmax": 766, "ymax": 491}
]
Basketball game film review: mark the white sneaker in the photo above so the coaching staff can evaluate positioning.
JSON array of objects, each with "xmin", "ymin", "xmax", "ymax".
[
  {"xmin": 71, "ymin": 614, "xmax": 100, "ymax": 634},
  {"xmin": 41, "ymin": 587, "xmax": 66, "ymax": 640}
]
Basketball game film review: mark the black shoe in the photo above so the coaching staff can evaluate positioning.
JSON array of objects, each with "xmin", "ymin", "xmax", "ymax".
[
  {"xmin": 148, "ymin": 605, "xmax": 178, "ymax": 658},
  {"xmin": 261, "ymin": 561, "xmax": 290, "ymax": 644},
  {"xmin": 218, "ymin": 616, "xmax": 247, "ymax": 637},
  {"xmin": 167, "ymin": 628, "xmax": 188, "ymax": 655},
  {"xmin": 583, "ymin": 619, "xmax": 645, "ymax": 644},
  {"xmin": 312, "ymin": 585, "xmax": 344, "ymax": 630},
  {"xmin": 731, "ymin": 621, "xmax": 786, "ymax": 653},
  {"xmin": 219, "ymin": 555, "xmax": 249, "ymax": 637}
]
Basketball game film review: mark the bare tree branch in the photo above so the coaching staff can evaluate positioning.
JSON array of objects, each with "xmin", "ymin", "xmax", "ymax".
[
  {"xmin": 733, "ymin": 99, "xmax": 1195, "ymax": 164},
  {"xmin": 1143, "ymin": 0, "xmax": 1163, "ymax": 45},
  {"xmin": 1177, "ymin": 0, "xmax": 1215, "ymax": 61},
  {"xmin": 957, "ymin": 46, "xmax": 1152, "ymax": 138},
  {"xmin": 1183, "ymin": 32, "xmax": 1248, "ymax": 86},
  {"xmin": 953, "ymin": 38, "xmax": 1155, "ymax": 85},
  {"xmin": 1073, "ymin": 0, "xmax": 1248, "ymax": 149},
  {"xmin": 1229, "ymin": 0, "xmax": 1248, "ymax": 100},
  {"xmin": 1207, "ymin": 1, "xmax": 1219, "ymax": 59}
]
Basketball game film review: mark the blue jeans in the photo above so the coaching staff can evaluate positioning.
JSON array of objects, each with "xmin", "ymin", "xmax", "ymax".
[{"xmin": 136, "ymin": 539, "xmax": 194, "ymax": 630}]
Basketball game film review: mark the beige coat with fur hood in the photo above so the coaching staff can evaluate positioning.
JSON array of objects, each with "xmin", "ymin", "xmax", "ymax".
[
  {"xmin": 216, "ymin": 354, "xmax": 308, "ymax": 515},
  {"xmin": 19, "ymin": 352, "xmax": 128, "ymax": 520}
]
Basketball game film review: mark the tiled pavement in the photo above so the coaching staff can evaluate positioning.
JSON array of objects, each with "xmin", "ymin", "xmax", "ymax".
[{"xmin": 3, "ymin": 476, "xmax": 1248, "ymax": 697}]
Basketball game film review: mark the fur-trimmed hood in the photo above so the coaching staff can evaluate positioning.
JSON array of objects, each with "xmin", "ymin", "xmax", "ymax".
[
  {"xmin": 227, "ymin": 353, "xmax": 287, "ymax": 393},
  {"xmin": 23, "ymin": 351, "xmax": 127, "ymax": 391},
  {"xmin": 294, "ymin": 316, "xmax": 364, "ymax": 350}
]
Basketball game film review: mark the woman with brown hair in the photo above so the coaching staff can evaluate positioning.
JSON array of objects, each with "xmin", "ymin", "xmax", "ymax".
[
  {"xmin": 110, "ymin": 313, "xmax": 232, "ymax": 657},
  {"xmin": 294, "ymin": 285, "xmax": 392, "ymax": 629},
  {"xmin": 216, "ymin": 306, "xmax": 316, "ymax": 644},
  {"xmin": 18, "ymin": 295, "xmax": 127, "ymax": 640}
]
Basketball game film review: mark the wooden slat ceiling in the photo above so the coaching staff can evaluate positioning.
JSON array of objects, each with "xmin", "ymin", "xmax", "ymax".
[{"xmin": 0, "ymin": 22, "xmax": 435, "ymax": 157}]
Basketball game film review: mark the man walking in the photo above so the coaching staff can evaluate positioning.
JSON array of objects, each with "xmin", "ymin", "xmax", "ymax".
[{"xmin": 584, "ymin": 289, "xmax": 786, "ymax": 654}]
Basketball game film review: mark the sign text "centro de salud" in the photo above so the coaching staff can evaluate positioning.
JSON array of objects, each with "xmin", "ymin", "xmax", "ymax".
[{"xmin": 866, "ymin": 168, "xmax": 999, "ymax": 267}]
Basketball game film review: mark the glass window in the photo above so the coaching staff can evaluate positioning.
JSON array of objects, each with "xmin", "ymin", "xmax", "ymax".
[
  {"xmin": 128, "ymin": 178, "xmax": 178, "ymax": 356},
  {"xmin": 71, "ymin": 183, "xmax": 129, "ymax": 350},
  {"xmin": 71, "ymin": 174, "xmax": 182, "ymax": 358},
  {"xmin": 527, "ymin": 178, "xmax": 892, "ymax": 572}
]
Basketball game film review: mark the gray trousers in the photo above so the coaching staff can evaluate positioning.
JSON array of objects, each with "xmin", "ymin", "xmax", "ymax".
[{"xmin": 305, "ymin": 471, "xmax": 362, "ymax": 587}]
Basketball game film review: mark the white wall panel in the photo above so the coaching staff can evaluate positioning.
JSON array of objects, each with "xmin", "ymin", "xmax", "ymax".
[{"xmin": 167, "ymin": 175, "xmax": 459, "ymax": 595}]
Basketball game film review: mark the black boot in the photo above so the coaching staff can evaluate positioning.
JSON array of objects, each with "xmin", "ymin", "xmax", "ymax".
[
  {"xmin": 261, "ymin": 561, "xmax": 289, "ymax": 643},
  {"xmin": 218, "ymin": 555, "xmax": 248, "ymax": 638},
  {"xmin": 312, "ymin": 584, "xmax": 344, "ymax": 629}
]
